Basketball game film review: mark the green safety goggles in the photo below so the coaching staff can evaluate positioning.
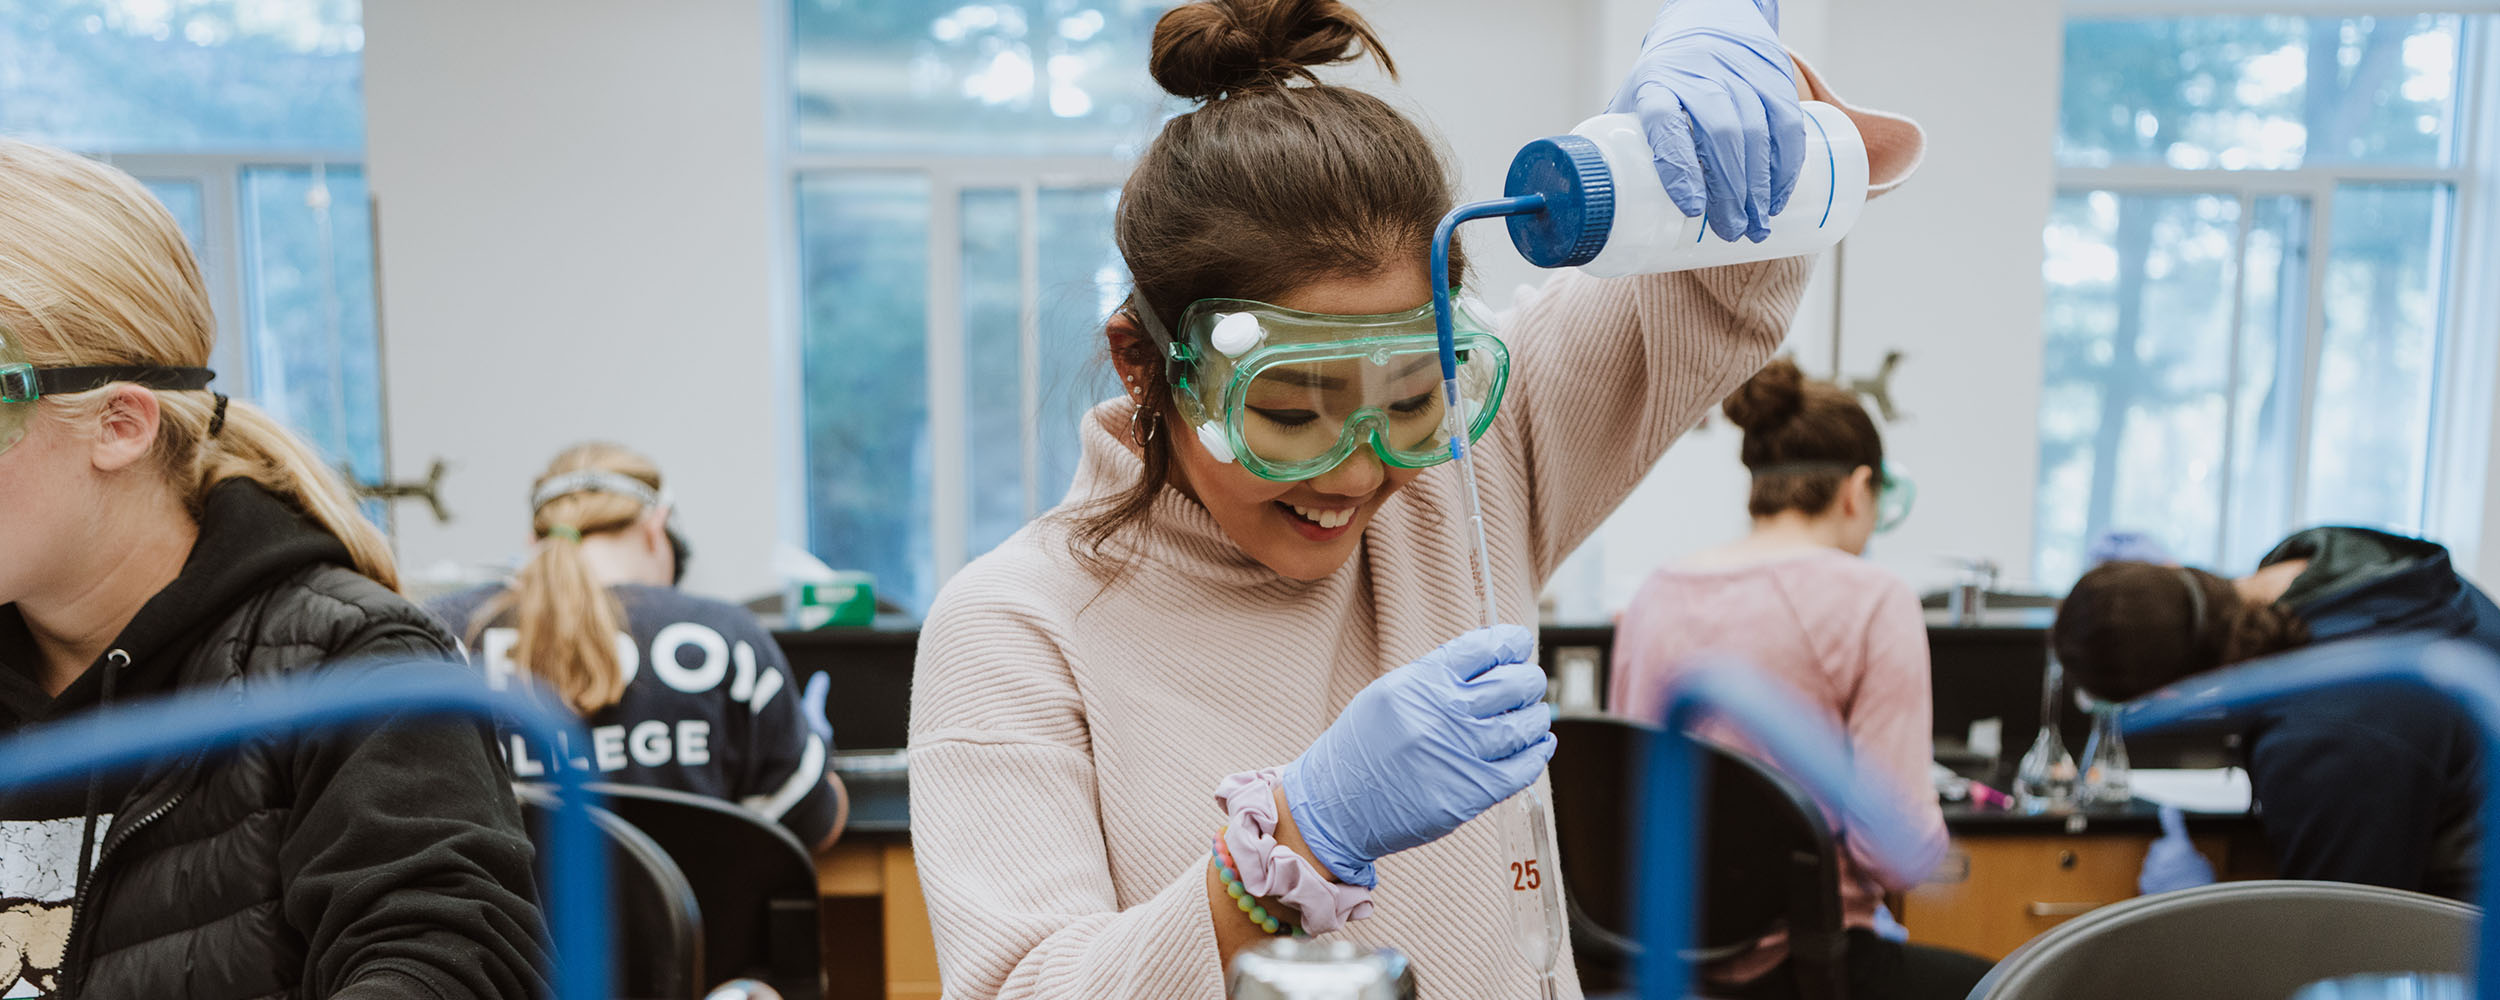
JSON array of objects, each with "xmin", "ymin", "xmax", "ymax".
[
  {"xmin": 0, "ymin": 327, "xmax": 215, "ymax": 456},
  {"xmin": 1751, "ymin": 459, "xmax": 1916, "ymax": 533},
  {"xmin": 1877, "ymin": 462, "xmax": 1915, "ymax": 534},
  {"xmin": 1139, "ymin": 292, "xmax": 1512, "ymax": 483}
]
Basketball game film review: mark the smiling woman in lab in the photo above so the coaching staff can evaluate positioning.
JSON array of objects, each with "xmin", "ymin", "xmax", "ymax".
[
  {"xmin": 905, "ymin": 0, "xmax": 1924, "ymax": 996},
  {"xmin": 2056, "ymin": 526, "xmax": 2500, "ymax": 899}
]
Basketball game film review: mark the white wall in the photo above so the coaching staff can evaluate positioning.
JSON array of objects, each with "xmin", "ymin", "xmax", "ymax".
[
  {"xmin": 363, "ymin": 0, "xmax": 785, "ymax": 599},
  {"xmin": 1820, "ymin": 0, "xmax": 2064, "ymax": 593},
  {"xmin": 1323, "ymin": 0, "xmax": 1596, "ymax": 302}
]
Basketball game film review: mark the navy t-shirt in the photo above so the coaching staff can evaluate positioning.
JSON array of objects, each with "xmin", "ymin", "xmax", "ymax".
[{"xmin": 430, "ymin": 584, "xmax": 838, "ymax": 848}]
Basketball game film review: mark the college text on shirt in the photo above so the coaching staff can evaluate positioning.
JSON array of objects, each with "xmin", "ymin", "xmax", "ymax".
[{"xmin": 476, "ymin": 622, "xmax": 784, "ymax": 777}]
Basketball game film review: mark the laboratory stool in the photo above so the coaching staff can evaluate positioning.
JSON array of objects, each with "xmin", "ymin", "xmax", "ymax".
[
  {"xmin": 517, "ymin": 784, "xmax": 707, "ymax": 999},
  {"xmin": 1965, "ymin": 880, "xmax": 2474, "ymax": 1000},
  {"xmin": 593, "ymin": 783, "xmax": 828, "ymax": 1000},
  {"xmin": 1550, "ymin": 714, "xmax": 1850, "ymax": 1000}
]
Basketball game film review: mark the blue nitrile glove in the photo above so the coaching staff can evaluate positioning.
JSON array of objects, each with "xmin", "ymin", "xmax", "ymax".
[
  {"xmin": 1281, "ymin": 625, "xmax": 1556, "ymax": 888},
  {"xmin": 801, "ymin": 671, "xmax": 835, "ymax": 745},
  {"xmin": 1605, "ymin": 0, "xmax": 1806, "ymax": 243},
  {"xmin": 2138, "ymin": 805, "xmax": 2217, "ymax": 895}
]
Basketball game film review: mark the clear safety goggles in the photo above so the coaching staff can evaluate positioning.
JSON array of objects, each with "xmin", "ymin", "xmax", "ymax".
[
  {"xmin": 1145, "ymin": 293, "xmax": 1512, "ymax": 483},
  {"xmin": 0, "ymin": 327, "xmax": 215, "ymax": 457}
]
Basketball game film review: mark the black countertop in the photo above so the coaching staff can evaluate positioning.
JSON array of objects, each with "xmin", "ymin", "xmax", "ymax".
[
  {"xmin": 1939, "ymin": 797, "xmax": 2254, "ymax": 836},
  {"xmin": 833, "ymin": 752, "xmax": 911, "ymax": 840},
  {"xmin": 780, "ymin": 619, "xmax": 2124, "ymax": 757},
  {"xmin": 831, "ymin": 748, "xmax": 2252, "ymax": 841}
]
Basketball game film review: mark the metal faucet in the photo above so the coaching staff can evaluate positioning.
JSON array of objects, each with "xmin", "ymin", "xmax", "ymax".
[{"xmin": 1943, "ymin": 556, "xmax": 1999, "ymax": 626}]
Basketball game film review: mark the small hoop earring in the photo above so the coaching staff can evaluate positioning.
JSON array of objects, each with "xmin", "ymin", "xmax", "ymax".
[{"xmin": 1129, "ymin": 402, "xmax": 1160, "ymax": 448}]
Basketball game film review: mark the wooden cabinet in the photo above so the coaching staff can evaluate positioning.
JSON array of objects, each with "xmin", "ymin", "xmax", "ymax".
[
  {"xmin": 820, "ymin": 841, "xmax": 943, "ymax": 1000},
  {"xmin": 1900, "ymin": 831, "xmax": 2238, "ymax": 960}
]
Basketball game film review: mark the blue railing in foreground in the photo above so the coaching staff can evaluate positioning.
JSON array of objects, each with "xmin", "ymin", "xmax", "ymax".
[
  {"xmin": 1637, "ymin": 658, "xmax": 1949, "ymax": 998},
  {"xmin": 2118, "ymin": 636, "xmax": 2500, "ymax": 1000},
  {"xmin": 0, "ymin": 662, "xmax": 612, "ymax": 1000}
]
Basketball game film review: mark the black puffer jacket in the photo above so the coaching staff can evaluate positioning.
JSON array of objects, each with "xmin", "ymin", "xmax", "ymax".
[{"xmin": 0, "ymin": 481, "xmax": 548, "ymax": 999}]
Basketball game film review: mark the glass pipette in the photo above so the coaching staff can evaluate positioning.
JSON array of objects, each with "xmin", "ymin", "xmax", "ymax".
[{"xmin": 1432, "ymin": 194, "xmax": 1566, "ymax": 999}]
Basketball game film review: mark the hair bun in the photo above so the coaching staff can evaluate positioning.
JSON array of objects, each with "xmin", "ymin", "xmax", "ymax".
[
  {"xmin": 1721, "ymin": 357, "xmax": 1807, "ymax": 432},
  {"xmin": 1149, "ymin": 0, "xmax": 1392, "ymax": 101}
]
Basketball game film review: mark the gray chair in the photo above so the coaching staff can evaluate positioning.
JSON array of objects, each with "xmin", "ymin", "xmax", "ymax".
[{"xmin": 1967, "ymin": 880, "xmax": 2476, "ymax": 1000}]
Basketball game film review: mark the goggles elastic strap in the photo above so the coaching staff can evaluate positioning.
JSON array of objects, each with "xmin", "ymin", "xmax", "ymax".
[
  {"xmin": 0, "ymin": 364, "xmax": 216, "ymax": 403},
  {"xmin": 1749, "ymin": 460, "xmax": 1870, "ymax": 477},
  {"xmin": 531, "ymin": 469, "xmax": 664, "ymax": 512}
]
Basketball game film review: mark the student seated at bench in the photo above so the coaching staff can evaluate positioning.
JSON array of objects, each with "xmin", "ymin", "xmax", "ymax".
[{"xmin": 433, "ymin": 443, "xmax": 846, "ymax": 852}]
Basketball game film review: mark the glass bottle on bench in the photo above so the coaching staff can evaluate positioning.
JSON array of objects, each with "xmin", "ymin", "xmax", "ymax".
[{"xmin": 2015, "ymin": 656, "xmax": 2080, "ymax": 813}]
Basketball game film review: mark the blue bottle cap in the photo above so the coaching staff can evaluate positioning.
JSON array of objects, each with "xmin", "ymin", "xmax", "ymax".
[{"xmin": 1503, "ymin": 133, "xmax": 1613, "ymax": 269}]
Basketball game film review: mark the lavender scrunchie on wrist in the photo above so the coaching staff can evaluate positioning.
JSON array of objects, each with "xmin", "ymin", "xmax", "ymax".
[{"xmin": 1215, "ymin": 768, "xmax": 1375, "ymax": 933}]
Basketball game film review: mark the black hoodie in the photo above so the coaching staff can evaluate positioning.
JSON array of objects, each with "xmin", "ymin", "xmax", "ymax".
[
  {"xmin": 2235, "ymin": 526, "xmax": 2500, "ymax": 900},
  {"xmin": 0, "ymin": 480, "xmax": 547, "ymax": 999}
]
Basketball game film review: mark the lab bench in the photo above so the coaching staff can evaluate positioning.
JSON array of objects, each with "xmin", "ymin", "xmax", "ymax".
[
  {"xmin": 808, "ymin": 747, "xmax": 2275, "ymax": 992},
  {"xmin": 816, "ymin": 753, "xmax": 936, "ymax": 1000},
  {"xmin": 776, "ymin": 617, "xmax": 2255, "ymax": 989}
]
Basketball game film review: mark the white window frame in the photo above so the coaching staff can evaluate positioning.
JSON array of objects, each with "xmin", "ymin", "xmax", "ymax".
[
  {"xmin": 89, "ymin": 150, "xmax": 366, "ymax": 416},
  {"xmin": 781, "ymin": 154, "xmax": 1132, "ymax": 590},
  {"xmin": 767, "ymin": 0, "xmax": 1162, "ymax": 600},
  {"xmin": 2048, "ymin": 9, "xmax": 2500, "ymax": 572}
]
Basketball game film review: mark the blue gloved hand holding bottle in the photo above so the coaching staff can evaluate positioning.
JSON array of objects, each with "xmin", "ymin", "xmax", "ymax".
[
  {"xmin": 1282, "ymin": 625, "xmax": 1556, "ymax": 887},
  {"xmin": 1606, "ymin": 0, "xmax": 1805, "ymax": 243}
]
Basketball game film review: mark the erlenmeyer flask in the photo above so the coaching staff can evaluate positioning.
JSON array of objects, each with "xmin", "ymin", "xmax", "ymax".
[
  {"xmin": 2014, "ymin": 656, "xmax": 2079, "ymax": 812},
  {"xmin": 2081, "ymin": 703, "xmax": 2132, "ymax": 805}
]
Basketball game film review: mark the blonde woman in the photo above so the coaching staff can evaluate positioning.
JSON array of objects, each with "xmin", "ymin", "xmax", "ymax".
[
  {"xmin": 0, "ymin": 139, "xmax": 543, "ymax": 998},
  {"xmin": 431, "ymin": 444, "xmax": 846, "ymax": 851}
]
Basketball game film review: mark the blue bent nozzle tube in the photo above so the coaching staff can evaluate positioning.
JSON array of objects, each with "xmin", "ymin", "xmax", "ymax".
[
  {"xmin": 2119, "ymin": 635, "xmax": 2500, "ymax": 1000},
  {"xmin": 1431, "ymin": 194, "xmax": 1548, "ymax": 626},
  {"xmin": 1639, "ymin": 661, "xmax": 1948, "ymax": 999},
  {"xmin": 0, "ymin": 663, "xmax": 614, "ymax": 1000}
]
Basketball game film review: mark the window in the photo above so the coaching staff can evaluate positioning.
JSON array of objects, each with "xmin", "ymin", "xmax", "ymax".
[
  {"xmin": 0, "ymin": 0, "xmax": 383, "ymax": 501},
  {"xmin": 790, "ymin": 0, "xmax": 1170, "ymax": 613},
  {"xmin": 2034, "ymin": 14, "xmax": 2489, "ymax": 587}
]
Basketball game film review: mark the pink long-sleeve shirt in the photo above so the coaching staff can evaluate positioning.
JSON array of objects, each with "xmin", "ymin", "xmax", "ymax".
[{"xmin": 1609, "ymin": 548, "xmax": 1947, "ymax": 952}]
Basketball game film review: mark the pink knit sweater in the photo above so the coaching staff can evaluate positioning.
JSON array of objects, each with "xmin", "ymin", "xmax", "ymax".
[
  {"xmin": 1609, "ymin": 549, "xmax": 1949, "ymax": 980},
  {"xmin": 909, "ymin": 69, "xmax": 1920, "ymax": 1000}
]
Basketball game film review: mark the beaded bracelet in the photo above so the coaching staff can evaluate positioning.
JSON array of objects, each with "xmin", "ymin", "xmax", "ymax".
[{"xmin": 1213, "ymin": 830, "xmax": 1300, "ymax": 936}]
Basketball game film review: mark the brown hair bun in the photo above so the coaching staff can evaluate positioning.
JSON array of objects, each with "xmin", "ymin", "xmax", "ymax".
[
  {"xmin": 1721, "ymin": 357, "xmax": 1808, "ymax": 433},
  {"xmin": 1149, "ymin": 0, "xmax": 1393, "ymax": 101}
]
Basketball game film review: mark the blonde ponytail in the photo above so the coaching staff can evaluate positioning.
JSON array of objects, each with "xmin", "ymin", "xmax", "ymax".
[
  {"xmin": 0, "ymin": 138, "xmax": 396, "ymax": 587},
  {"xmin": 478, "ymin": 443, "xmax": 663, "ymax": 715}
]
